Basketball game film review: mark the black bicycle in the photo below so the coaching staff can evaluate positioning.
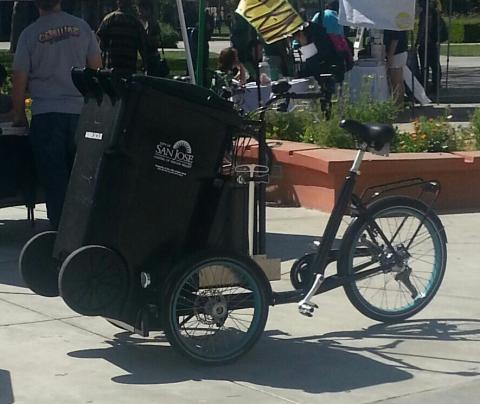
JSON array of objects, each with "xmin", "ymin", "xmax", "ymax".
[{"xmin": 157, "ymin": 86, "xmax": 448, "ymax": 365}]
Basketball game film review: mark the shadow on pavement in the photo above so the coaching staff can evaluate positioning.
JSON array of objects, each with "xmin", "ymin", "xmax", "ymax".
[
  {"xmin": 67, "ymin": 318, "xmax": 480, "ymax": 392},
  {"xmin": 0, "ymin": 369, "xmax": 14, "ymax": 404},
  {"xmin": 266, "ymin": 232, "xmax": 319, "ymax": 262},
  {"xmin": 69, "ymin": 330, "xmax": 412, "ymax": 393}
]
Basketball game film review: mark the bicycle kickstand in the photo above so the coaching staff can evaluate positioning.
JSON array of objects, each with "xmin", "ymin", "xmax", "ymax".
[{"xmin": 298, "ymin": 273, "xmax": 324, "ymax": 317}]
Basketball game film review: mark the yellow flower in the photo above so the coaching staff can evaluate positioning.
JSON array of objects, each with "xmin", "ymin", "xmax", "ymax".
[{"xmin": 25, "ymin": 98, "xmax": 32, "ymax": 107}]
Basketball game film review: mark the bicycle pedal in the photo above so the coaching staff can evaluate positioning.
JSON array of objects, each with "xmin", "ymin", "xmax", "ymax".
[
  {"xmin": 298, "ymin": 302, "xmax": 316, "ymax": 317},
  {"xmin": 300, "ymin": 310, "xmax": 313, "ymax": 318}
]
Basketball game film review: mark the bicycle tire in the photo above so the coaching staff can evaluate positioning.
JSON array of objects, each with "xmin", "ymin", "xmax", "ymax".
[
  {"xmin": 338, "ymin": 196, "xmax": 447, "ymax": 323},
  {"xmin": 162, "ymin": 251, "xmax": 270, "ymax": 365},
  {"xmin": 19, "ymin": 231, "xmax": 59, "ymax": 297}
]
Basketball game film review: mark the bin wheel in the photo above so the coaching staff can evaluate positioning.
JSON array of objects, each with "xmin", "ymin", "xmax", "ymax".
[
  {"xmin": 19, "ymin": 231, "xmax": 59, "ymax": 297},
  {"xmin": 163, "ymin": 251, "xmax": 269, "ymax": 365},
  {"xmin": 59, "ymin": 246, "xmax": 129, "ymax": 316},
  {"xmin": 290, "ymin": 253, "xmax": 315, "ymax": 291}
]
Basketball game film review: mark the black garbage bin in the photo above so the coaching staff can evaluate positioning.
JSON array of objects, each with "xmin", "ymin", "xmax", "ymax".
[{"xmin": 21, "ymin": 69, "xmax": 244, "ymax": 323}]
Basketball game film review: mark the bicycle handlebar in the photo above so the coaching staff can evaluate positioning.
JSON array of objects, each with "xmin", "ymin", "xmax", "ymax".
[{"xmin": 263, "ymin": 91, "xmax": 325, "ymax": 108}]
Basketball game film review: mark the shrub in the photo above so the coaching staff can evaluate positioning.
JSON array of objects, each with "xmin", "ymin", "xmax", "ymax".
[
  {"xmin": 392, "ymin": 115, "xmax": 477, "ymax": 153},
  {"xmin": 449, "ymin": 20, "xmax": 466, "ymax": 43},
  {"xmin": 448, "ymin": 18, "xmax": 480, "ymax": 43},
  {"xmin": 472, "ymin": 108, "xmax": 480, "ymax": 147},
  {"xmin": 265, "ymin": 108, "xmax": 312, "ymax": 142},
  {"xmin": 265, "ymin": 89, "xmax": 399, "ymax": 149},
  {"xmin": 464, "ymin": 23, "xmax": 480, "ymax": 42},
  {"xmin": 159, "ymin": 22, "xmax": 179, "ymax": 48},
  {"xmin": 264, "ymin": 94, "xmax": 479, "ymax": 153}
]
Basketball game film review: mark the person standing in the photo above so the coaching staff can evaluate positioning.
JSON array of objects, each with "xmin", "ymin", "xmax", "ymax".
[
  {"xmin": 138, "ymin": 0, "xmax": 166, "ymax": 77},
  {"xmin": 384, "ymin": 29, "xmax": 409, "ymax": 109},
  {"xmin": 416, "ymin": 0, "xmax": 442, "ymax": 94},
  {"xmin": 11, "ymin": 0, "xmax": 102, "ymax": 228},
  {"xmin": 96, "ymin": 0, "xmax": 147, "ymax": 75},
  {"xmin": 312, "ymin": 0, "xmax": 344, "ymax": 37},
  {"xmin": 10, "ymin": 1, "xmax": 39, "ymax": 53}
]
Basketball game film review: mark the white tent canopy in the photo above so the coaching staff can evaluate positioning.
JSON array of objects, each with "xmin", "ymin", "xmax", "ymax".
[{"xmin": 338, "ymin": 0, "xmax": 416, "ymax": 31}]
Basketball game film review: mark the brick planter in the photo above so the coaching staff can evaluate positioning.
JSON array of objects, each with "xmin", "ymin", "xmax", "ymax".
[{"xmin": 261, "ymin": 141, "xmax": 480, "ymax": 213}]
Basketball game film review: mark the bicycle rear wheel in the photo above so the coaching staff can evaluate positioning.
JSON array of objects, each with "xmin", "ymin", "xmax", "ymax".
[
  {"xmin": 338, "ymin": 197, "xmax": 447, "ymax": 323},
  {"xmin": 162, "ymin": 251, "xmax": 270, "ymax": 365}
]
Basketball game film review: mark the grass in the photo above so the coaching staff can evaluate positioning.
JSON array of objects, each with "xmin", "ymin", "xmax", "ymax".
[
  {"xmin": 450, "ymin": 15, "xmax": 480, "ymax": 25},
  {"xmin": 0, "ymin": 51, "xmax": 12, "ymax": 71},
  {"xmin": 440, "ymin": 43, "xmax": 480, "ymax": 56},
  {"xmin": 0, "ymin": 49, "xmax": 218, "ymax": 79},
  {"xmin": 164, "ymin": 51, "xmax": 218, "ymax": 76}
]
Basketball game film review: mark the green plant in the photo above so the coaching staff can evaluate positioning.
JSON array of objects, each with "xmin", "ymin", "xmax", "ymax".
[
  {"xmin": 302, "ymin": 84, "xmax": 399, "ymax": 148},
  {"xmin": 392, "ymin": 115, "xmax": 476, "ymax": 153},
  {"xmin": 264, "ymin": 87, "xmax": 400, "ymax": 150},
  {"xmin": 159, "ymin": 22, "xmax": 179, "ymax": 48},
  {"xmin": 472, "ymin": 108, "xmax": 480, "ymax": 148},
  {"xmin": 265, "ymin": 109, "xmax": 312, "ymax": 142}
]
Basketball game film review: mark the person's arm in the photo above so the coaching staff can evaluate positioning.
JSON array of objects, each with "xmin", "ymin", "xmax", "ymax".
[
  {"xmin": 147, "ymin": 19, "xmax": 161, "ymax": 50},
  {"xmin": 11, "ymin": 71, "xmax": 28, "ymax": 127},
  {"xmin": 87, "ymin": 53, "xmax": 103, "ymax": 70},
  {"xmin": 86, "ymin": 28, "xmax": 103, "ymax": 69},
  {"xmin": 415, "ymin": 14, "xmax": 424, "ymax": 47},
  {"xmin": 11, "ymin": 31, "xmax": 30, "ymax": 127},
  {"xmin": 386, "ymin": 39, "xmax": 398, "ymax": 68},
  {"xmin": 96, "ymin": 16, "xmax": 108, "ymax": 51},
  {"xmin": 138, "ymin": 21, "xmax": 149, "ymax": 72}
]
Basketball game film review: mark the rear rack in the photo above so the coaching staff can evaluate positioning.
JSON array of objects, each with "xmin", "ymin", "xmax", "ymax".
[{"xmin": 358, "ymin": 177, "xmax": 441, "ymax": 210}]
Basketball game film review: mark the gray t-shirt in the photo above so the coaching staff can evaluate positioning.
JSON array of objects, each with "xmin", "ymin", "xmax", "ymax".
[{"xmin": 13, "ymin": 11, "xmax": 101, "ymax": 115}]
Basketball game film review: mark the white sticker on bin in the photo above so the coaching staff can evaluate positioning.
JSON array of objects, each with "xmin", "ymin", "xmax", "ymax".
[{"xmin": 85, "ymin": 131, "xmax": 103, "ymax": 140}]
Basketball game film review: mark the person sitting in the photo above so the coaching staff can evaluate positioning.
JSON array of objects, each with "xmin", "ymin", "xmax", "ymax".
[
  {"xmin": 0, "ymin": 65, "xmax": 13, "ymax": 122},
  {"xmin": 211, "ymin": 47, "xmax": 248, "ymax": 96}
]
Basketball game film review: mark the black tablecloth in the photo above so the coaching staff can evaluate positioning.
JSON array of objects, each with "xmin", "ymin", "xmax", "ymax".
[{"xmin": 0, "ymin": 135, "xmax": 37, "ymax": 209}]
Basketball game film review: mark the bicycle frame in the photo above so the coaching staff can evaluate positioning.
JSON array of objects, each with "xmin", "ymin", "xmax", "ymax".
[{"xmin": 272, "ymin": 145, "xmax": 442, "ymax": 310}]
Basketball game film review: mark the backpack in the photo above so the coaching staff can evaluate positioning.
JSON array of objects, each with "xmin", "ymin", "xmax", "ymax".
[{"xmin": 327, "ymin": 34, "xmax": 354, "ymax": 72}]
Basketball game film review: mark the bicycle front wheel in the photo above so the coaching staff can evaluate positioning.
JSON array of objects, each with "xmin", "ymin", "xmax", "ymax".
[{"xmin": 338, "ymin": 197, "xmax": 447, "ymax": 323}]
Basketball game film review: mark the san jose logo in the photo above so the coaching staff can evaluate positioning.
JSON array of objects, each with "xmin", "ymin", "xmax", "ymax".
[{"xmin": 154, "ymin": 140, "xmax": 194, "ymax": 169}]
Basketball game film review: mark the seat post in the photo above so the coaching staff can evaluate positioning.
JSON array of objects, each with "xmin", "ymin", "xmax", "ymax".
[{"xmin": 350, "ymin": 146, "xmax": 366, "ymax": 174}]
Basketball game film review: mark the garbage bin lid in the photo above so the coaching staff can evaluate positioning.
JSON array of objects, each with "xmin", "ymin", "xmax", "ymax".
[{"xmin": 131, "ymin": 76, "xmax": 237, "ymax": 114}]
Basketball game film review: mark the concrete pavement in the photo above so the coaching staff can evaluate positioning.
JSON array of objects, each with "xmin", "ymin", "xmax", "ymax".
[{"xmin": 1, "ymin": 204, "xmax": 480, "ymax": 404}]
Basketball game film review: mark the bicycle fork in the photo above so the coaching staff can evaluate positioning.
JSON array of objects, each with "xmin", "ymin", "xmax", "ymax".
[{"xmin": 298, "ymin": 149, "xmax": 365, "ymax": 317}]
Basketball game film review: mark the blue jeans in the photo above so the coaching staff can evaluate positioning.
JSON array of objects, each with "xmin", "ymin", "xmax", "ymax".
[{"xmin": 30, "ymin": 113, "xmax": 79, "ymax": 228}]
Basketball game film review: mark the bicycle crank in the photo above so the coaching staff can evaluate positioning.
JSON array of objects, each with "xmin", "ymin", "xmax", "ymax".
[{"xmin": 298, "ymin": 274, "xmax": 324, "ymax": 317}]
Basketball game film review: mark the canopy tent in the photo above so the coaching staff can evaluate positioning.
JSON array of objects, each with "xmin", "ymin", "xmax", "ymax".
[
  {"xmin": 337, "ymin": 0, "xmax": 454, "ymax": 104},
  {"xmin": 339, "ymin": 0, "xmax": 416, "ymax": 31}
]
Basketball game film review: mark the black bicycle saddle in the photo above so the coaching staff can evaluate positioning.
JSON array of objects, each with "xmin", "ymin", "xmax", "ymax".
[{"xmin": 340, "ymin": 119, "xmax": 395, "ymax": 151}]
